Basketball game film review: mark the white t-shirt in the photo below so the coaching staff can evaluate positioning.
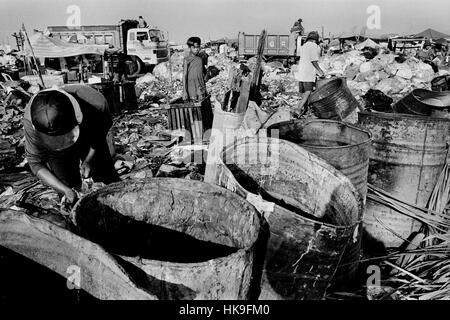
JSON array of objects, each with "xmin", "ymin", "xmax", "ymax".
[{"xmin": 295, "ymin": 41, "xmax": 320, "ymax": 82}]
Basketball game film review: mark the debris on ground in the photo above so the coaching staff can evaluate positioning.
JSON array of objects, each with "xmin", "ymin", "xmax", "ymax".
[{"xmin": 1, "ymin": 43, "xmax": 450, "ymax": 301}]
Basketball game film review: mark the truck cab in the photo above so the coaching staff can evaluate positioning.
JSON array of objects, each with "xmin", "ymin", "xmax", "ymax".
[{"xmin": 125, "ymin": 28, "xmax": 169, "ymax": 74}]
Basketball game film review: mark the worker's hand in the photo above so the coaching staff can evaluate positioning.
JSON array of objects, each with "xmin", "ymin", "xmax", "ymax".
[
  {"xmin": 80, "ymin": 161, "xmax": 93, "ymax": 179},
  {"xmin": 63, "ymin": 188, "xmax": 79, "ymax": 205}
]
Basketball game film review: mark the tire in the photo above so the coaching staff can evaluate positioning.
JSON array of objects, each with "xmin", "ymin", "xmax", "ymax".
[{"xmin": 126, "ymin": 56, "xmax": 143, "ymax": 76}]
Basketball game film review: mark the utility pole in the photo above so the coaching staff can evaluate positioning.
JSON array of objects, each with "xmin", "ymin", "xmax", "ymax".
[{"xmin": 22, "ymin": 23, "xmax": 45, "ymax": 87}]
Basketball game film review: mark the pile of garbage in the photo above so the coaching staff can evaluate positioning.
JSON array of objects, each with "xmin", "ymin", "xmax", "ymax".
[
  {"xmin": 137, "ymin": 51, "xmax": 303, "ymax": 113},
  {"xmin": 0, "ymin": 84, "xmax": 28, "ymax": 172},
  {"xmin": 318, "ymin": 50, "xmax": 439, "ymax": 105}
]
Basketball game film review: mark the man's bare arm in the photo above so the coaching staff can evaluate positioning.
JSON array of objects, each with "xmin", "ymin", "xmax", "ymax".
[
  {"xmin": 36, "ymin": 168, "xmax": 77, "ymax": 203},
  {"xmin": 312, "ymin": 61, "xmax": 325, "ymax": 77}
]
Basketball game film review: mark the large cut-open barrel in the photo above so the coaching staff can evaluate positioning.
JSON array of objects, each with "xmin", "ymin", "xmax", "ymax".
[
  {"xmin": 213, "ymin": 137, "xmax": 362, "ymax": 300},
  {"xmin": 72, "ymin": 178, "xmax": 261, "ymax": 300},
  {"xmin": 309, "ymin": 78, "xmax": 360, "ymax": 120},
  {"xmin": 393, "ymin": 89, "xmax": 450, "ymax": 116},
  {"xmin": 358, "ymin": 111, "xmax": 450, "ymax": 247},
  {"xmin": 0, "ymin": 209, "xmax": 155, "ymax": 300},
  {"xmin": 267, "ymin": 119, "xmax": 371, "ymax": 284}
]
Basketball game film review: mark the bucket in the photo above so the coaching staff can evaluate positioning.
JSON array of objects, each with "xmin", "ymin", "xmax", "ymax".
[
  {"xmin": 309, "ymin": 78, "xmax": 360, "ymax": 120},
  {"xmin": 358, "ymin": 111, "xmax": 450, "ymax": 247},
  {"xmin": 393, "ymin": 89, "xmax": 450, "ymax": 116},
  {"xmin": 71, "ymin": 178, "xmax": 261, "ymax": 300},
  {"xmin": 214, "ymin": 137, "xmax": 362, "ymax": 300},
  {"xmin": 204, "ymin": 105, "xmax": 245, "ymax": 183},
  {"xmin": 0, "ymin": 209, "xmax": 155, "ymax": 300},
  {"xmin": 267, "ymin": 119, "xmax": 372, "ymax": 285}
]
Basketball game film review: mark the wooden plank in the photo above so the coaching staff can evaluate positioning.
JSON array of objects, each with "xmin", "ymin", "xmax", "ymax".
[
  {"xmin": 183, "ymin": 108, "xmax": 193, "ymax": 142},
  {"xmin": 179, "ymin": 107, "xmax": 186, "ymax": 130},
  {"xmin": 187, "ymin": 108, "xmax": 196, "ymax": 141},
  {"xmin": 191, "ymin": 107, "xmax": 200, "ymax": 141},
  {"xmin": 175, "ymin": 108, "xmax": 182, "ymax": 130},
  {"xmin": 168, "ymin": 109, "xmax": 175, "ymax": 130},
  {"xmin": 236, "ymin": 78, "xmax": 251, "ymax": 113}
]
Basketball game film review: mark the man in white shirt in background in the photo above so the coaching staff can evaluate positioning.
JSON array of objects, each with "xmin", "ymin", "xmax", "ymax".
[{"xmin": 294, "ymin": 31, "xmax": 326, "ymax": 116}]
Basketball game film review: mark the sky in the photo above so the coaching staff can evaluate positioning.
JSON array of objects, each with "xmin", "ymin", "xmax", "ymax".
[{"xmin": 1, "ymin": 0, "xmax": 450, "ymax": 47}]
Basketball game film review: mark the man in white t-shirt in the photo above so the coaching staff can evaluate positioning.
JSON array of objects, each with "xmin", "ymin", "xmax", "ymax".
[{"xmin": 295, "ymin": 31, "xmax": 325, "ymax": 115}]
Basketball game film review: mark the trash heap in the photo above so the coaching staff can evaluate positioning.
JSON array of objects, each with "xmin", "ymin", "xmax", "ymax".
[
  {"xmin": 136, "ymin": 52, "xmax": 185, "ymax": 105},
  {"xmin": 137, "ymin": 51, "xmax": 303, "ymax": 113},
  {"xmin": 318, "ymin": 50, "xmax": 439, "ymax": 105},
  {"xmin": 261, "ymin": 61, "xmax": 302, "ymax": 110},
  {"xmin": 0, "ymin": 85, "xmax": 27, "ymax": 172}
]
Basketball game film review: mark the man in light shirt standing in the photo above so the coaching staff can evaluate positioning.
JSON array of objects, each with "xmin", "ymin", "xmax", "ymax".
[{"xmin": 295, "ymin": 31, "xmax": 325, "ymax": 115}]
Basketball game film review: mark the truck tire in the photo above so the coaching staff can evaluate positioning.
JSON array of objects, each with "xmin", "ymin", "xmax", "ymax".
[{"xmin": 126, "ymin": 56, "xmax": 143, "ymax": 76}]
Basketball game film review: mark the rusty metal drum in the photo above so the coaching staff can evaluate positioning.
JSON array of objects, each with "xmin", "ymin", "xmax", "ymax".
[
  {"xmin": 309, "ymin": 78, "xmax": 360, "ymax": 120},
  {"xmin": 267, "ymin": 119, "xmax": 372, "ymax": 286},
  {"xmin": 214, "ymin": 137, "xmax": 362, "ymax": 299},
  {"xmin": 358, "ymin": 111, "xmax": 450, "ymax": 248},
  {"xmin": 72, "ymin": 178, "xmax": 261, "ymax": 300}
]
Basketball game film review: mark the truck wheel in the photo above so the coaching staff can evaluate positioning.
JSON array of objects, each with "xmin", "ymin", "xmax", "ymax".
[{"xmin": 126, "ymin": 56, "xmax": 143, "ymax": 76}]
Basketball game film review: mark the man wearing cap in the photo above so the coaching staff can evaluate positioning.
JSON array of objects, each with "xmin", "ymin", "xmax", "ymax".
[
  {"xmin": 23, "ymin": 84, "xmax": 120, "ymax": 204},
  {"xmin": 294, "ymin": 31, "xmax": 326, "ymax": 116}
]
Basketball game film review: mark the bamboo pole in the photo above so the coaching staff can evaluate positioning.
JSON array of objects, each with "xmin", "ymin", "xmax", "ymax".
[
  {"xmin": 167, "ymin": 31, "xmax": 172, "ymax": 85},
  {"xmin": 22, "ymin": 23, "xmax": 45, "ymax": 87}
]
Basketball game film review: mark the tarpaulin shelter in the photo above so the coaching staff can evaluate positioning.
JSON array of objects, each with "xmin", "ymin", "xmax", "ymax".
[
  {"xmin": 414, "ymin": 28, "xmax": 450, "ymax": 40},
  {"xmin": 24, "ymin": 33, "xmax": 106, "ymax": 58},
  {"xmin": 355, "ymin": 38, "xmax": 380, "ymax": 50}
]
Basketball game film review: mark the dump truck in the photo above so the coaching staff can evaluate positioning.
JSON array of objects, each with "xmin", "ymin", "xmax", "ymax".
[
  {"xmin": 47, "ymin": 19, "xmax": 169, "ymax": 75},
  {"xmin": 237, "ymin": 32, "xmax": 306, "ymax": 65}
]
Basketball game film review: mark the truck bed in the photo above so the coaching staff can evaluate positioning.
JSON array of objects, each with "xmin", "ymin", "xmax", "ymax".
[{"xmin": 238, "ymin": 32, "xmax": 298, "ymax": 58}]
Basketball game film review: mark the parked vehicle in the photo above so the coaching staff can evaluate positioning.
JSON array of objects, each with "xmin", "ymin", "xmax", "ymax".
[
  {"xmin": 237, "ymin": 32, "xmax": 306, "ymax": 65},
  {"xmin": 47, "ymin": 19, "xmax": 169, "ymax": 75}
]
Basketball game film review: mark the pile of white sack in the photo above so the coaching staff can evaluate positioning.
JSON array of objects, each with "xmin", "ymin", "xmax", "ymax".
[{"xmin": 318, "ymin": 51, "xmax": 437, "ymax": 103}]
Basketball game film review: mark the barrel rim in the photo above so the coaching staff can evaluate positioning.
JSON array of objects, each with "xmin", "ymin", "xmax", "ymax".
[
  {"xmin": 268, "ymin": 118, "xmax": 372, "ymax": 150},
  {"xmin": 220, "ymin": 136, "xmax": 364, "ymax": 226},
  {"xmin": 309, "ymin": 78, "xmax": 345, "ymax": 104},
  {"xmin": 412, "ymin": 88, "xmax": 450, "ymax": 109},
  {"xmin": 71, "ymin": 178, "xmax": 261, "ymax": 265},
  {"xmin": 358, "ymin": 110, "xmax": 450, "ymax": 122}
]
